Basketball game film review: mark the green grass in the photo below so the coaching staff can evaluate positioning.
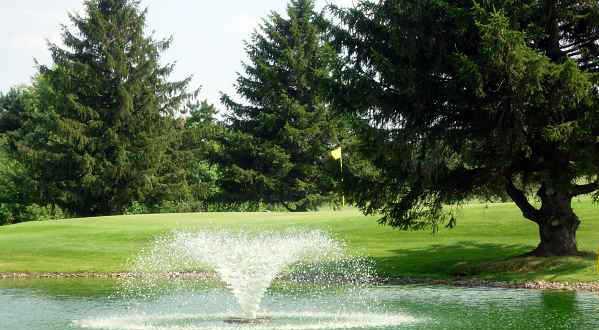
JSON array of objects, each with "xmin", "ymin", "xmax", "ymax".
[{"xmin": 1, "ymin": 199, "xmax": 598, "ymax": 283}]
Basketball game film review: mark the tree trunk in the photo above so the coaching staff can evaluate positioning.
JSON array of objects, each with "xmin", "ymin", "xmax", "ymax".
[
  {"xmin": 529, "ymin": 186, "xmax": 580, "ymax": 257},
  {"xmin": 532, "ymin": 221, "xmax": 579, "ymax": 256}
]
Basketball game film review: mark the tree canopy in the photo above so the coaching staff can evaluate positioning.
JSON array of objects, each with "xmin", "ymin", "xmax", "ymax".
[{"xmin": 330, "ymin": 0, "xmax": 599, "ymax": 255}]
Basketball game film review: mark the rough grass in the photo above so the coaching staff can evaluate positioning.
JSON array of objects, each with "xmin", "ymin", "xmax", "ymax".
[{"xmin": 0, "ymin": 199, "xmax": 598, "ymax": 283}]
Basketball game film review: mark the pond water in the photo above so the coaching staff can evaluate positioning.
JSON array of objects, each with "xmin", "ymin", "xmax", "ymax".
[{"xmin": 1, "ymin": 279, "xmax": 598, "ymax": 330}]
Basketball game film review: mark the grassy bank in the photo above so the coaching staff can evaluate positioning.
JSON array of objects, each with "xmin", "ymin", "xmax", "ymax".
[{"xmin": 0, "ymin": 200, "xmax": 598, "ymax": 283}]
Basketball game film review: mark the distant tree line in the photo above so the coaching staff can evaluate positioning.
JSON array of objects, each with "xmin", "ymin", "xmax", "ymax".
[
  {"xmin": 2, "ymin": 0, "xmax": 599, "ymax": 256},
  {"xmin": 0, "ymin": 0, "xmax": 351, "ymax": 225}
]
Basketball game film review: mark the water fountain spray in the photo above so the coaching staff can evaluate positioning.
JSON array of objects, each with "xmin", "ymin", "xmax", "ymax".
[{"xmin": 128, "ymin": 230, "xmax": 360, "ymax": 322}]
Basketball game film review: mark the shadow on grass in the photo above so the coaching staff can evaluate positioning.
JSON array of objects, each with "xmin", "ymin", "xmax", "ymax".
[{"xmin": 373, "ymin": 241, "xmax": 595, "ymax": 281}]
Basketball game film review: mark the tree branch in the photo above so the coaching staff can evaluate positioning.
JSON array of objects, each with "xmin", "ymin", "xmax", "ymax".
[
  {"xmin": 571, "ymin": 181, "xmax": 599, "ymax": 196},
  {"xmin": 561, "ymin": 36, "xmax": 599, "ymax": 52},
  {"xmin": 505, "ymin": 177, "xmax": 541, "ymax": 223}
]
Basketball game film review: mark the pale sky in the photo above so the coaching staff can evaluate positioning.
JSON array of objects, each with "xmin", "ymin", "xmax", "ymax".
[{"xmin": 0, "ymin": 0, "xmax": 353, "ymax": 109}]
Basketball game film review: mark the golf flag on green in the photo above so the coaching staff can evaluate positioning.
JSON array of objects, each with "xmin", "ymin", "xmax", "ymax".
[
  {"xmin": 330, "ymin": 146, "xmax": 345, "ymax": 208},
  {"xmin": 330, "ymin": 147, "xmax": 342, "ymax": 160}
]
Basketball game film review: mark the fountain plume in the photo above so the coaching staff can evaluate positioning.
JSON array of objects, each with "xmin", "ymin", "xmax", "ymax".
[{"xmin": 126, "ymin": 230, "xmax": 370, "ymax": 320}]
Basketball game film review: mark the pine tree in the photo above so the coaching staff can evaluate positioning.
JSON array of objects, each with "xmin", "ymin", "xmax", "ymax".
[
  {"xmin": 11, "ymin": 0, "xmax": 192, "ymax": 216},
  {"xmin": 219, "ymin": 0, "xmax": 341, "ymax": 211},
  {"xmin": 330, "ymin": 0, "xmax": 599, "ymax": 256}
]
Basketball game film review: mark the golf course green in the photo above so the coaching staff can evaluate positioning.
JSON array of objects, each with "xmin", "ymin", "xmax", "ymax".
[{"xmin": 1, "ymin": 200, "xmax": 598, "ymax": 282}]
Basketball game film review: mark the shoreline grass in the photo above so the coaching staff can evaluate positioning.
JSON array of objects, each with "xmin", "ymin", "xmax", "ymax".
[{"xmin": 0, "ymin": 200, "xmax": 598, "ymax": 283}]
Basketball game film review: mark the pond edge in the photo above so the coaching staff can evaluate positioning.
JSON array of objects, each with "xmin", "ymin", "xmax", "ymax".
[{"xmin": 1, "ymin": 272, "xmax": 599, "ymax": 292}]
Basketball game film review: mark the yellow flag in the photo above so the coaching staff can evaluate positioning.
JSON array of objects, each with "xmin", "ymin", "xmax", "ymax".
[{"xmin": 330, "ymin": 147, "xmax": 342, "ymax": 160}]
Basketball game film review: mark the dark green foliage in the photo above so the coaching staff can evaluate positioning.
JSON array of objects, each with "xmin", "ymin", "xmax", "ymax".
[
  {"xmin": 330, "ymin": 0, "xmax": 599, "ymax": 255},
  {"xmin": 137, "ymin": 100, "xmax": 231, "ymax": 213},
  {"xmin": 220, "ymin": 0, "xmax": 342, "ymax": 211},
  {"xmin": 0, "ymin": 135, "xmax": 66, "ymax": 225},
  {"xmin": 0, "ymin": 89, "xmax": 64, "ymax": 225},
  {"xmin": 186, "ymin": 100, "xmax": 218, "ymax": 129},
  {"xmin": 171, "ymin": 100, "xmax": 224, "ymax": 211},
  {"xmin": 0, "ymin": 136, "xmax": 28, "ymax": 225},
  {"xmin": 9, "ymin": 0, "xmax": 192, "ymax": 216},
  {"xmin": 0, "ymin": 88, "xmax": 29, "ymax": 134}
]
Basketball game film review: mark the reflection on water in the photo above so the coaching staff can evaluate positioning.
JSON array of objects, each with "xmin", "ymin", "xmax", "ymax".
[
  {"xmin": 541, "ymin": 291, "xmax": 581, "ymax": 323},
  {"xmin": 1, "ymin": 281, "xmax": 598, "ymax": 330}
]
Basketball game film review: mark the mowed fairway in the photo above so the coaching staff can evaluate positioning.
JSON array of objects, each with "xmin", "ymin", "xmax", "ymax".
[{"xmin": 1, "ymin": 200, "xmax": 598, "ymax": 282}]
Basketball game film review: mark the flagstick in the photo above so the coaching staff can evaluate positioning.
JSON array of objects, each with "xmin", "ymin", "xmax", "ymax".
[
  {"xmin": 340, "ymin": 154, "xmax": 345, "ymax": 208},
  {"xmin": 330, "ymin": 147, "xmax": 345, "ymax": 210}
]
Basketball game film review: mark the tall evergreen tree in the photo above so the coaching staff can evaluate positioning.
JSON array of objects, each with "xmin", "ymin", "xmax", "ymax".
[
  {"xmin": 219, "ymin": 0, "xmax": 341, "ymax": 211},
  {"xmin": 330, "ymin": 0, "xmax": 599, "ymax": 256},
  {"xmin": 10, "ymin": 0, "xmax": 192, "ymax": 216}
]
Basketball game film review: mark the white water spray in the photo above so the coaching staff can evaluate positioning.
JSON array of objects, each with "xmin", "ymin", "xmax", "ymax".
[
  {"xmin": 177, "ymin": 230, "xmax": 343, "ymax": 319},
  {"xmin": 128, "ymin": 230, "xmax": 362, "ymax": 320},
  {"xmin": 75, "ymin": 229, "xmax": 418, "ymax": 329}
]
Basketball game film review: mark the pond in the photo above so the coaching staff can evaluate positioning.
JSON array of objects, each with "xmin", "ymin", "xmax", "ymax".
[{"xmin": 1, "ymin": 279, "xmax": 598, "ymax": 330}]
